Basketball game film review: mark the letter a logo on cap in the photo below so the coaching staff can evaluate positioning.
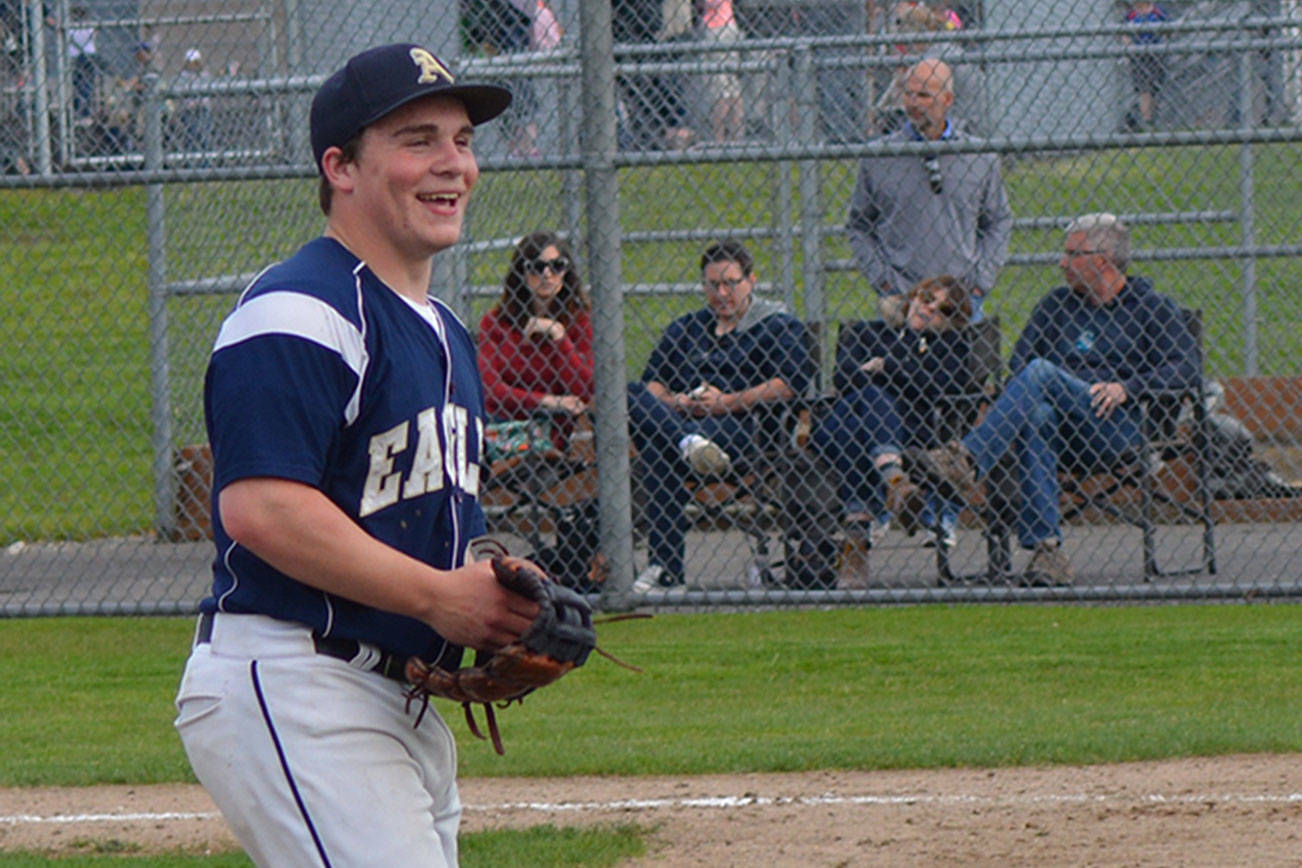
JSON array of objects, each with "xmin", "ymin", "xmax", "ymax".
[{"xmin": 410, "ymin": 47, "xmax": 454, "ymax": 84}]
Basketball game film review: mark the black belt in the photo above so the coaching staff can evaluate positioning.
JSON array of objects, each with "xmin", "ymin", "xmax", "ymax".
[{"xmin": 196, "ymin": 612, "xmax": 410, "ymax": 684}]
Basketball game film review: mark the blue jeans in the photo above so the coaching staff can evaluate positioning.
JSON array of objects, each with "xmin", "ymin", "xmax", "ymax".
[
  {"xmin": 810, "ymin": 384, "xmax": 903, "ymax": 517},
  {"xmin": 963, "ymin": 358, "xmax": 1142, "ymax": 548},
  {"xmin": 627, "ymin": 381, "xmax": 754, "ymax": 582}
]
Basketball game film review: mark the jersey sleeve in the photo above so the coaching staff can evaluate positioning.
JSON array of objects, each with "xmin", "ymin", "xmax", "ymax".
[{"xmin": 205, "ymin": 289, "xmax": 364, "ymax": 494}]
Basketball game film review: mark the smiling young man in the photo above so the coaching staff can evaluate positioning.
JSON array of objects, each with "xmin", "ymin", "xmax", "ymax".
[
  {"xmin": 627, "ymin": 239, "xmax": 815, "ymax": 591},
  {"xmin": 174, "ymin": 44, "xmax": 534, "ymax": 867}
]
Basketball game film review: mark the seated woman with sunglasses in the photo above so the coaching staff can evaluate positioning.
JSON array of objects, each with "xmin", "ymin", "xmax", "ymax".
[
  {"xmin": 811, "ymin": 275, "xmax": 973, "ymax": 544},
  {"xmin": 478, "ymin": 232, "xmax": 594, "ymax": 444}
]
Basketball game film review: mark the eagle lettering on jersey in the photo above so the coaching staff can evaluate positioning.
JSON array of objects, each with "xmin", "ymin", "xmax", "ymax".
[{"xmin": 359, "ymin": 404, "xmax": 481, "ymax": 517}]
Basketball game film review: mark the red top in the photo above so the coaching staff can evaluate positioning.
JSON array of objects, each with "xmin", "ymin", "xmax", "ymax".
[{"xmin": 477, "ymin": 306, "xmax": 595, "ymax": 418}]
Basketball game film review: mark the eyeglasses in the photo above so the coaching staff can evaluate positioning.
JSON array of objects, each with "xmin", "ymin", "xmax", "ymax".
[
  {"xmin": 922, "ymin": 154, "xmax": 942, "ymax": 194},
  {"xmin": 1064, "ymin": 248, "xmax": 1103, "ymax": 258},
  {"xmin": 524, "ymin": 256, "xmax": 569, "ymax": 276},
  {"xmin": 703, "ymin": 276, "xmax": 747, "ymax": 293}
]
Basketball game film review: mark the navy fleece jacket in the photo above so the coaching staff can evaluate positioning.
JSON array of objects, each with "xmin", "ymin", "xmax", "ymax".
[{"xmin": 1010, "ymin": 276, "xmax": 1198, "ymax": 396}]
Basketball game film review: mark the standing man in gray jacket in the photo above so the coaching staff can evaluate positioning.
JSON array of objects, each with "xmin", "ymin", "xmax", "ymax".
[{"xmin": 847, "ymin": 59, "xmax": 1011, "ymax": 322}]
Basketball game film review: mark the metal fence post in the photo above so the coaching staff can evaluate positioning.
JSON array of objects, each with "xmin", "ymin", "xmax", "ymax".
[
  {"xmin": 794, "ymin": 46, "xmax": 829, "ymax": 376},
  {"xmin": 577, "ymin": 1, "xmax": 637, "ymax": 601},
  {"xmin": 1238, "ymin": 49, "xmax": 1260, "ymax": 376},
  {"xmin": 27, "ymin": 0, "xmax": 52, "ymax": 175},
  {"xmin": 144, "ymin": 72, "xmax": 176, "ymax": 539},
  {"xmin": 771, "ymin": 50, "xmax": 797, "ymax": 311}
]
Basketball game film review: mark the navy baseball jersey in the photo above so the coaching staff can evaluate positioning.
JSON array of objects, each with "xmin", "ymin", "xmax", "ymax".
[{"xmin": 201, "ymin": 236, "xmax": 486, "ymax": 662}]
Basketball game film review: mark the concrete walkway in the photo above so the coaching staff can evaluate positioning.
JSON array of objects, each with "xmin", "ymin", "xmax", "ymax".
[{"xmin": 1, "ymin": 518, "xmax": 1299, "ymax": 616}]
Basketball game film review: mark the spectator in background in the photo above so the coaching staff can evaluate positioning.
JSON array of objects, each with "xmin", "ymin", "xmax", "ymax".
[
  {"xmin": 67, "ymin": 5, "xmax": 97, "ymax": 121},
  {"xmin": 117, "ymin": 39, "xmax": 156, "ymax": 151},
  {"xmin": 629, "ymin": 239, "xmax": 814, "ymax": 591},
  {"xmin": 1123, "ymin": 1, "xmax": 1170, "ymax": 129},
  {"xmin": 0, "ymin": 0, "xmax": 29, "ymax": 172},
  {"xmin": 812, "ymin": 275, "xmax": 973, "ymax": 545},
  {"xmin": 1, "ymin": 0, "xmax": 22, "ymax": 80},
  {"xmin": 505, "ymin": 0, "xmax": 563, "ymax": 156},
  {"xmin": 477, "ymin": 231, "xmax": 594, "ymax": 439},
  {"xmin": 847, "ymin": 59, "xmax": 1010, "ymax": 323},
  {"xmin": 697, "ymin": 0, "xmax": 743, "ymax": 142},
  {"xmin": 905, "ymin": 214, "xmax": 1199, "ymax": 586},
  {"xmin": 937, "ymin": 3, "xmax": 963, "ymax": 30},
  {"xmin": 0, "ymin": 83, "xmax": 30, "ymax": 173},
  {"xmin": 874, "ymin": 1, "xmax": 985, "ymax": 136},
  {"xmin": 613, "ymin": 0, "xmax": 692, "ymax": 149},
  {"xmin": 174, "ymin": 48, "xmax": 213, "ymax": 162}
]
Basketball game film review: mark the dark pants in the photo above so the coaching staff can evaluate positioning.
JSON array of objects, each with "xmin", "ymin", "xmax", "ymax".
[
  {"xmin": 964, "ymin": 359, "xmax": 1143, "ymax": 548},
  {"xmin": 627, "ymin": 381, "xmax": 754, "ymax": 582},
  {"xmin": 810, "ymin": 384, "xmax": 904, "ymax": 516},
  {"xmin": 72, "ymin": 55, "xmax": 96, "ymax": 119}
]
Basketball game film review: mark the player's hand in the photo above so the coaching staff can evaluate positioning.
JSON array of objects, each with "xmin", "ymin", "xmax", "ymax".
[
  {"xmin": 1089, "ymin": 381, "xmax": 1128, "ymax": 419},
  {"xmin": 423, "ymin": 560, "xmax": 541, "ymax": 650}
]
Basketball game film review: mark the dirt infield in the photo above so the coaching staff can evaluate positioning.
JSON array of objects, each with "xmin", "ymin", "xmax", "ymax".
[{"xmin": 2, "ymin": 754, "xmax": 1299, "ymax": 865}]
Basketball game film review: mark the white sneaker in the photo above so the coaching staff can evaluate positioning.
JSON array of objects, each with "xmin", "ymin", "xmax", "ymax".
[
  {"xmin": 923, "ymin": 526, "xmax": 958, "ymax": 549},
  {"xmin": 633, "ymin": 564, "xmax": 667, "ymax": 594},
  {"xmin": 869, "ymin": 514, "xmax": 890, "ymax": 546},
  {"xmin": 680, "ymin": 434, "xmax": 732, "ymax": 476}
]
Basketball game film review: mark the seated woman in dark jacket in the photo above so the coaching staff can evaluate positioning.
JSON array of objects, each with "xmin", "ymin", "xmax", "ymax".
[{"xmin": 812, "ymin": 275, "xmax": 973, "ymax": 541}]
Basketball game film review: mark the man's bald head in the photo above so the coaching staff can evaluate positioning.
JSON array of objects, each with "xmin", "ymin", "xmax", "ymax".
[
  {"xmin": 902, "ymin": 59, "xmax": 954, "ymax": 139},
  {"xmin": 907, "ymin": 59, "xmax": 954, "ymax": 96}
]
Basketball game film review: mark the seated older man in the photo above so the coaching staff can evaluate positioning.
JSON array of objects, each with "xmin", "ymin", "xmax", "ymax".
[
  {"xmin": 906, "ymin": 213, "xmax": 1198, "ymax": 586},
  {"xmin": 629, "ymin": 239, "xmax": 814, "ymax": 591}
]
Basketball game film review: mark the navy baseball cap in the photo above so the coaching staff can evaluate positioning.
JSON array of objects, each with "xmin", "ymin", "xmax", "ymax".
[{"xmin": 310, "ymin": 43, "xmax": 512, "ymax": 173}]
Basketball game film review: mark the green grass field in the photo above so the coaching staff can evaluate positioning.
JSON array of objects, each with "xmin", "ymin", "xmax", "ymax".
[
  {"xmin": 1, "ymin": 144, "xmax": 1299, "ymax": 541},
  {"xmin": 0, "ymin": 605, "xmax": 1299, "ymax": 864},
  {"xmin": 0, "ymin": 826, "xmax": 643, "ymax": 868},
  {"xmin": 2, "ymin": 606, "xmax": 1298, "ymax": 786}
]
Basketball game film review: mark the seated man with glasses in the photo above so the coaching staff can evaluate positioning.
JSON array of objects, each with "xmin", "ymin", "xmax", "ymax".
[
  {"xmin": 629, "ymin": 239, "xmax": 814, "ymax": 592},
  {"xmin": 903, "ymin": 213, "xmax": 1198, "ymax": 586}
]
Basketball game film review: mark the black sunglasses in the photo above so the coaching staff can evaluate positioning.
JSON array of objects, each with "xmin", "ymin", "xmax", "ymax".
[
  {"xmin": 915, "ymin": 290, "xmax": 958, "ymax": 317},
  {"xmin": 524, "ymin": 256, "xmax": 569, "ymax": 276}
]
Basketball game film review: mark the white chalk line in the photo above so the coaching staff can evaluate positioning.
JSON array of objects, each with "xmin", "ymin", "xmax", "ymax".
[
  {"xmin": 463, "ymin": 791, "xmax": 1302, "ymax": 814},
  {"xmin": 3, "ymin": 791, "xmax": 1300, "ymax": 826},
  {"xmin": 0, "ymin": 811, "xmax": 219, "ymax": 825}
]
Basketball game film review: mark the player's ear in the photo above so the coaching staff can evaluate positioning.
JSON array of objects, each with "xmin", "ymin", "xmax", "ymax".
[{"xmin": 320, "ymin": 146, "xmax": 357, "ymax": 194}]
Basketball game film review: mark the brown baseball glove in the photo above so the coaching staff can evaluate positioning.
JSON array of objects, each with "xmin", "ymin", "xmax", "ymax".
[{"xmin": 405, "ymin": 554, "xmax": 597, "ymax": 754}]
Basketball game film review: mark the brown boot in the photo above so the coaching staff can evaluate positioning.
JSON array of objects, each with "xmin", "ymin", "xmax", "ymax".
[
  {"xmin": 1023, "ymin": 540, "xmax": 1075, "ymax": 587},
  {"xmin": 884, "ymin": 473, "xmax": 927, "ymax": 535},
  {"xmin": 908, "ymin": 439, "xmax": 979, "ymax": 503}
]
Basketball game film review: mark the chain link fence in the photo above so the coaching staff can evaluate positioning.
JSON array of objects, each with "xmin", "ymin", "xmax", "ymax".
[{"xmin": 1, "ymin": 0, "xmax": 1300, "ymax": 615}]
